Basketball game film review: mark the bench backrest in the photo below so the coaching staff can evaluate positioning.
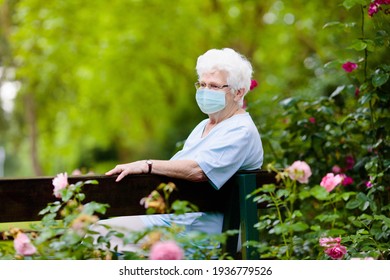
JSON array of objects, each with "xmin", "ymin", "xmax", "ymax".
[{"xmin": 0, "ymin": 170, "xmax": 276, "ymax": 259}]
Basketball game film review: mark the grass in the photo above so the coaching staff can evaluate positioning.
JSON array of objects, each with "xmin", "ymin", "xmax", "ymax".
[{"xmin": 0, "ymin": 221, "xmax": 38, "ymax": 232}]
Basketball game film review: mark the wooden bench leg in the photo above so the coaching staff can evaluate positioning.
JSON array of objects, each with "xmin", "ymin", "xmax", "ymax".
[{"xmin": 237, "ymin": 173, "xmax": 259, "ymax": 260}]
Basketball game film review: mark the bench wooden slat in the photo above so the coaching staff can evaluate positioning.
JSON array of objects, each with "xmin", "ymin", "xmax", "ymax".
[{"xmin": 0, "ymin": 174, "xmax": 234, "ymax": 223}]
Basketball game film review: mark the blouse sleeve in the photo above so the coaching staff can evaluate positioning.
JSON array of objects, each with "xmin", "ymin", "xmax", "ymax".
[{"xmin": 195, "ymin": 125, "xmax": 254, "ymax": 189}]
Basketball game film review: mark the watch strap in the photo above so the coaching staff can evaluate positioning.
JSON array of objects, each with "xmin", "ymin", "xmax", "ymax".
[{"xmin": 146, "ymin": 160, "xmax": 153, "ymax": 174}]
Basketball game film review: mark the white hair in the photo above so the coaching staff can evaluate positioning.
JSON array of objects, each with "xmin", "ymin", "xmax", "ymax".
[{"xmin": 196, "ymin": 48, "xmax": 253, "ymax": 96}]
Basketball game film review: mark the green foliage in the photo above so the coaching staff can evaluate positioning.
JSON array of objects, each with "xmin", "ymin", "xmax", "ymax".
[{"xmin": 2, "ymin": 0, "xmax": 385, "ymax": 177}]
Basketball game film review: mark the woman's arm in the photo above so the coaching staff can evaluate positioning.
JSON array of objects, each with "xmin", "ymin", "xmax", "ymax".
[{"xmin": 105, "ymin": 159, "xmax": 207, "ymax": 182}]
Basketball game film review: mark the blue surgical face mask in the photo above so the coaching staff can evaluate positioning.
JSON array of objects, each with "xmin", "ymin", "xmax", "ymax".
[{"xmin": 195, "ymin": 88, "xmax": 226, "ymax": 114}]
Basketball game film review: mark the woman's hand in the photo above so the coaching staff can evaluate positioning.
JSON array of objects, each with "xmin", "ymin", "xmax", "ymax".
[{"xmin": 105, "ymin": 161, "xmax": 148, "ymax": 182}]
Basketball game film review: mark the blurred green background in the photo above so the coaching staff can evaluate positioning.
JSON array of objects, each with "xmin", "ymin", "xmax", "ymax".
[{"xmin": 0, "ymin": 0, "xmax": 386, "ymax": 177}]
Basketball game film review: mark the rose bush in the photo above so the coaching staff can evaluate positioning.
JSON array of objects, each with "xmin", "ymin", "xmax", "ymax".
[{"xmin": 249, "ymin": 0, "xmax": 389, "ymax": 260}]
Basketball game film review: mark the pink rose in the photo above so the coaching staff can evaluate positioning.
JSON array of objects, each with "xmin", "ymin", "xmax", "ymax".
[
  {"xmin": 320, "ymin": 173, "xmax": 343, "ymax": 192},
  {"xmin": 14, "ymin": 232, "xmax": 37, "ymax": 256},
  {"xmin": 286, "ymin": 160, "xmax": 312, "ymax": 184},
  {"xmin": 149, "ymin": 241, "xmax": 184, "ymax": 260},
  {"xmin": 53, "ymin": 172, "xmax": 69, "ymax": 198},
  {"xmin": 325, "ymin": 245, "xmax": 347, "ymax": 260},
  {"xmin": 368, "ymin": 0, "xmax": 390, "ymax": 17},
  {"xmin": 342, "ymin": 62, "xmax": 358, "ymax": 73},
  {"xmin": 341, "ymin": 175, "xmax": 354, "ymax": 186},
  {"xmin": 309, "ymin": 117, "xmax": 316, "ymax": 124},
  {"xmin": 366, "ymin": 181, "xmax": 373, "ymax": 188},
  {"xmin": 368, "ymin": 3, "xmax": 379, "ymax": 16}
]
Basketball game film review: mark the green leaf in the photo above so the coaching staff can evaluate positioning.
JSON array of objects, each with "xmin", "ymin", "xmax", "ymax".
[
  {"xmin": 348, "ymin": 39, "xmax": 367, "ymax": 51},
  {"xmin": 279, "ymin": 97, "xmax": 300, "ymax": 108},
  {"xmin": 61, "ymin": 188, "xmax": 74, "ymax": 202},
  {"xmin": 372, "ymin": 72, "xmax": 389, "ymax": 87},
  {"xmin": 272, "ymin": 223, "xmax": 288, "ymax": 235},
  {"xmin": 290, "ymin": 222, "xmax": 309, "ymax": 232},
  {"xmin": 39, "ymin": 201, "xmax": 61, "ymax": 215},
  {"xmin": 315, "ymin": 213, "xmax": 340, "ymax": 222},
  {"xmin": 260, "ymin": 184, "xmax": 276, "ymax": 193},
  {"xmin": 324, "ymin": 60, "xmax": 340, "ymax": 69},
  {"xmin": 75, "ymin": 193, "xmax": 85, "ymax": 201},
  {"xmin": 298, "ymin": 189, "xmax": 311, "ymax": 200},
  {"xmin": 171, "ymin": 200, "xmax": 199, "ymax": 214},
  {"xmin": 360, "ymin": 200, "xmax": 370, "ymax": 211},
  {"xmin": 340, "ymin": 191, "xmax": 356, "ymax": 201},
  {"xmin": 276, "ymin": 189, "xmax": 290, "ymax": 198},
  {"xmin": 323, "ymin": 21, "xmax": 341, "ymax": 29},
  {"xmin": 310, "ymin": 225, "xmax": 321, "ymax": 231},
  {"xmin": 327, "ymin": 228, "xmax": 347, "ymax": 236},
  {"xmin": 346, "ymin": 198, "xmax": 361, "ymax": 209},
  {"xmin": 329, "ymin": 85, "xmax": 345, "ymax": 99},
  {"xmin": 374, "ymin": 215, "xmax": 390, "ymax": 228},
  {"xmin": 84, "ymin": 180, "xmax": 99, "ymax": 185},
  {"xmin": 359, "ymin": 93, "xmax": 373, "ymax": 105},
  {"xmin": 310, "ymin": 185, "xmax": 329, "ymax": 200},
  {"xmin": 342, "ymin": 0, "xmax": 366, "ymax": 9},
  {"xmin": 292, "ymin": 210, "xmax": 303, "ymax": 218},
  {"xmin": 83, "ymin": 201, "xmax": 109, "ymax": 215}
]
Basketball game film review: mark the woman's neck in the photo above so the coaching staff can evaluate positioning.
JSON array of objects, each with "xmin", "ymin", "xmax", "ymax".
[
  {"xmin": 209, "ymin": 106, "xmax": 245, "ymax": 125},
  {"xmin": 202, "ymin": 108, "xmax": 245, "ymax": 138}
]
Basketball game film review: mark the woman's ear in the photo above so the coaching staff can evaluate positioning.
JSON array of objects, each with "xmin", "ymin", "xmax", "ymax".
[{"xmin": 234, "ymin": 88, "xmax": 246, "ymax": 101}]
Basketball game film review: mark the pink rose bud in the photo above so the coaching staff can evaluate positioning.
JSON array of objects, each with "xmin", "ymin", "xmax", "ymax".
[
  {"xmin": 345, "ymin": 155, "xmax": 355, "ymax": 170},
  {"xmin": 250, "ymin": 79, "xmax": 258, "ymax": 90},
  {"xmin": 342, "ymin": 62, "xmax": 358, "ymax": 73},
  {"xmin": 332, "ymin": 165, "xmax": 342, "ymax": 174}
]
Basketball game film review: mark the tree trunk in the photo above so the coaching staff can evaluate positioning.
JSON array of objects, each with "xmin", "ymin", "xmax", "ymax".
[{"xmin": 24, "ymin": 93, "xmax": 43, "ymax": 176}]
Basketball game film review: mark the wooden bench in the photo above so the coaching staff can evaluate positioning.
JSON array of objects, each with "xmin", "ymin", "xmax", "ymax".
[{"xmin": 0, "ymin": 170, "xmax": 276, "ymax": 259}]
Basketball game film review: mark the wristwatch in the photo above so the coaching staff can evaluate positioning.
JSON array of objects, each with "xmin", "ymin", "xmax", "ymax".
[{"xmin": 146, "ymin": 160, "xmax": 153, "ymax": 174}]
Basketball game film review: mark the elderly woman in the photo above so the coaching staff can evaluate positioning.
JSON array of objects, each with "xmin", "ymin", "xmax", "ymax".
[{"xmin": 100, "ymin": 48, "xmax": 263, "ymax": 251}]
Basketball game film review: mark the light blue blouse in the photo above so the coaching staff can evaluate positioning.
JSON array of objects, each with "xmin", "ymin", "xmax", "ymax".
[
  {"xmin": 142, "ymin": 112, "xmax": 263, "ymax": 234},
  {"xmin": 171, "ymin": 112, "xmax": 263, "ymax": 189}
]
